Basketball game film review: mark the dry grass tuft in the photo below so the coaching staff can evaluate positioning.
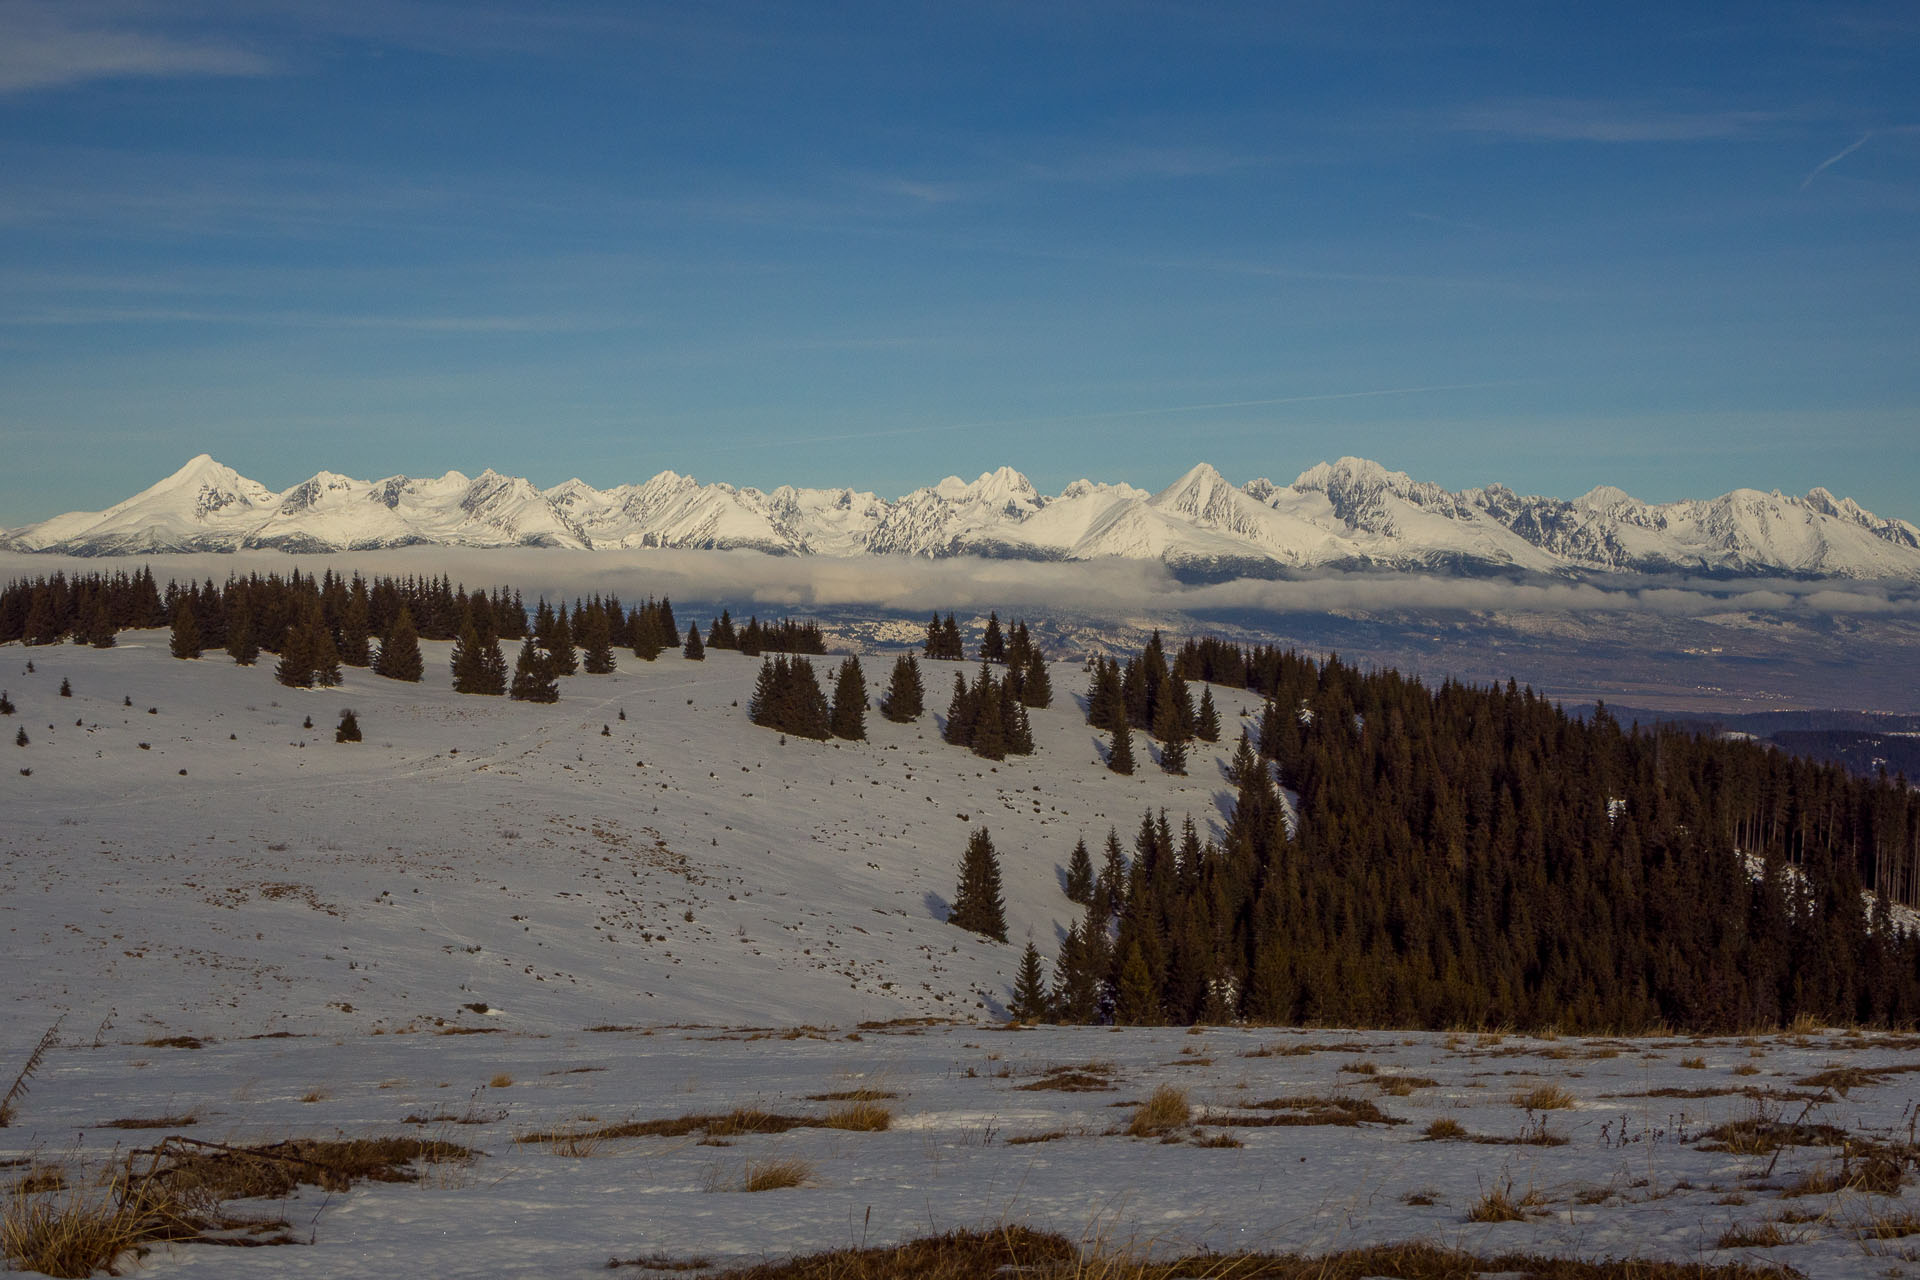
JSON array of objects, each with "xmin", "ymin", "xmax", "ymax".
[
  {"xmin": 488, "ymin": 1073, "xmax": 513, "ymax": 1089},
  {"xmin": 820, "ymin": 1103, "xmax": 892, "ymax": 1132},
  {"xmin": 1125, "ymin": 1086, "xmax": 1190, "ymax": 1137},
  {"xmin": 740, "ymin": 1157, "xmax": 813, "ymax": 1192},
  {"xmin": 1511, "ymin": 1083, "xmax": 1578, "ymax": 1111},
  {"xmin": 100, "ymin": 1115, "xmax": 197, "ymax": 1130},
  {"xmin": 1717, "ymin": 1222, "xmax": 1789, "ymax": 1248},
  {"xmin": 1680, "ymin": 1056, "xmax": 1707, "ymax": 1070},
  {"xmin": 1466, "ymin": 1184, "xmax": 1545, "ymax": 1223},
  {"xmin": 1423, "ymin": 1117, "xmax": 1467, "ymax": 1140},
  {"xmin": 608, "ymin": 1252, "xmax": 715, "ymax": 1271},
  {"xmin": 1374, "ymin": 1074, "xmax": 1436, "ymax": 1097}
]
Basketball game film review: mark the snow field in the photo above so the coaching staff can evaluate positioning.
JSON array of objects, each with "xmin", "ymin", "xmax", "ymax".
[
  {"xmin": 10, "ymin": 1023, "xmax": 1920, "ymax": 1277},
  {"xmin": 2, "ymin": 633, "xmax": 1247, "ymax": 1044}
]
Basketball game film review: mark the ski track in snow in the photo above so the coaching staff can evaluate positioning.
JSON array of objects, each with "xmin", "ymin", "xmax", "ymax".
[{"xmin": 4, "ymin": 635, "xmax": 1920, "ymax": 1278}]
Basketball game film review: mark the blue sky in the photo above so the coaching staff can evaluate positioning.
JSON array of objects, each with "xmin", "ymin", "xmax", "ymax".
[{"xmin": 2, "ymin": 1, "xmax": 1917, "ymax": 524}]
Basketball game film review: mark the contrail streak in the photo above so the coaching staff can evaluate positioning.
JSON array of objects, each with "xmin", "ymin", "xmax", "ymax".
[
  {"xmin": 1802, "ymin": 132, "xmax": 1874, "ymax": 189},
  {"xmin": 713, "ymin": 380, "xmax": 1521, "ymax": 452}
]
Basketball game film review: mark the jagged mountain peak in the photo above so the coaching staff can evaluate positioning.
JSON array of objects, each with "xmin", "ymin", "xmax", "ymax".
[{"xmin": 7, "ymin": 455, "xmax": 1916, "ymax": 581}]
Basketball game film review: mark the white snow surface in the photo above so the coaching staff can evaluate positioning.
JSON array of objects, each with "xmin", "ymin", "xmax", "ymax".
[
  {"xmin": 6, "ymin": 638, "xmax": 1920, "ymax": 1278},
  {"xmin": 11, "ymin": 454, "xmax": 1920, "ymax": 581}
]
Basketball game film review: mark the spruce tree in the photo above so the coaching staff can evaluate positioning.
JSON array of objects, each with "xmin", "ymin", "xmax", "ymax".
[
  {"xmin": 1113, "ymin": 941, "xmax": 1160, "ymax": 1024},
  {"xmin": 1065, "ymin": 838, "xmax": 1094, "ymax": 904},
  {"xmin": 226, "ymin": 594, "xmax": 257, "ymax": 666},
  {"xmin": 749, "ymin": 656, "xmax": 781, "ymax": 727},
  {"xmin": 477, "ymin": 634, "xmax": 508, "ymax": 695},
  {"xmin": 830, "ymin": 657, "xmax": 867, "ymax": 741},
  {"xmin": 549, "ymin": 609, "xmax": 578, "ymax": 676},
  {"xmin": 338, "ymin": 590, "xmax": 372, "ymax": 667},
  {"xmin": 169, "ymin": 598, "xmax": 202, "ymax": 660},
  {"xmin": 972, "ymin": 676, "xmax": 1006, "ymax": 761},
  {"xmin": 510, "ymin": 637, "xmax": 559, "ymax": 703},
  {"xmin": 0, "ymin": 691, "xmax": 13, "ymax": 715},
  {"xmin": 14, "ymin": 726, "xmax": 25, "ymax": 747},
  {"xmin": 310, "ymin": 618, "xmax": 342, "ymax": 688},
  {"xmin": 683, "ymin": 623, "xmax": 705, "ymax": 661},
  {"xmin": 940, "ymin": 613, "xmax": 963, "ymax": 660},
  {"xmin": 1195, "ymin": 687, "xmax": 1221, "ymax": 742},
  {"xmin": 879, "ymin": 654, "xmax": 925, "ymax": 723},
  {"xmin": 275, "ymin": 623, "xmax": 314, "ymax": 689},
  {"xmin": 1160, "ymin": 734, "xmax": 1188, "ymax": 776},
  {"xmin": 452, "ymin": 621, "xmax": 488, "ymax": 693},
  {"xmin": 981, "ymin": 612, "xmax": 1006, "ymax": 662},
  {"xmin": 943, "ymin": 672, "xmax": 971, "ymax": 746},
  {"xmin": 1108, "ymin": 717, "xmax": 1135, "ymax": 775},
  {"xmin": 86, "ymin": 601, "xmax": 116, "ymax": 649},
  {"xmin": 1020, "ymin": 652, "xmax": 1052, "ymax": 708},
  {"xmin": 580, "ymin": 604, "xmax": 616, "ymax": 674},
  {"xmin": 373, "ymin": 607, "xmax": 424, "ymax": 683},
  {"xmin": 923, "ymin": 614, "xmax": 943, "ymax": 659},
  {"xmin": 949, "ymin": 827, "xmax": 1008, "ymax": 942},
  {"xmin": 335, "ymin": 709, "xmax": 362, "ymax": 743},
  {"xmin": 631, "ymin": 607, "xmax": 663, "ymax": 661},
  {"xmin": 1009, "ymin": 940, "xmax": 1051, "ymax": 1022}
]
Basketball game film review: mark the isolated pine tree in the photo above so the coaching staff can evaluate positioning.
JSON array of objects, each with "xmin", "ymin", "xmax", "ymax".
[
  {"xmin": 452, "ymin": 621, "xmax": 488, "ymax": 693},
  {"xmin": 310, "ymin": 617, "xmax": 342, "ymax": 688},
  {"xmin": 0, "ymin": 691, "xmax": 14, "ymax": 715},
  {"xmin": 1009, "ymin": 940, "xmax": 1051, "ymax": 1022},
  {"xmin": 981, "ymin": 612, "xmax": 1006, "ymax": 663},
  {"xmin": 225, "ymin": 594, "xmax": 258, "ymax": 666},
  {"xmin": 338, "ymin": 588, "xmax": 372, "ymax": 667},
  {"xmin": 1160, "ymin": 734, "xmax": 1188, "ymax": 776},
  {"xmin": 59, "ymin": 678, "xmax": 71, "ymax": 697},
  {"xmin": 477, "ymin": 634, "xmax": 508, "ymax": 695},
  {"xmin": 879, "ymin": 654, "xmax": 924, "ymax": 723},
  {"xmin": 14, "ymin": 726, "xmax": 25, "ymax": 747},
  {"xmin": 683, "ymin": 623, "xmax": 705, "ymax": 661},
  {"xmin": 580, "ymin": 604, "xmax": 616, "ymax": 674},
  {"xmin": 373, "ymin": 607, "xmax": 424, "ymax": 683},
  {"xmin": 85, "ymin": 601, "xmax": 115, "ymax": 649},
  {"xmin": 548, "ymin": 609, "xmax": 578, "ymax": 677},
  {"xmin": 1195, "ymin": 687, "xmax": 1221, "ymax": 743},
  {"xmin": 169, "ymin": 599, "xmax": 201, "ymax": 659},
  {"xmin": 830, "ymin": 657, "xmax": 867, "ymax": 741},
  {"xmin": 335, "ymin": 709, "xmax": 362, "ymax": 743},
  {"xmin": 943, "ymin": 672, "xmax": 971, "ymax": 745},
  {"xmin": 972, "ymin": 677, "xmax": 1006, "ymax": 761},
  {"xmin": 1020, "ymin": 651, "xmax": 1052, "ymax": 708},
  {"xmin": 1065, "ymin": 838, "xmax": 1094, "ymax": 904},
  {"xmin": 510, "ymin": 637, "xmax": 559, "ymax": 703},
  {"xmin": 1108, "ymin": 718, "xmax": 1135, "ymax": 775},
  {"xmin": 949, "ymin": 828, "xmax": 1008, "ymax": 942},
  {"xmin": 274, "ymin": 623, "xmax": 314, "ymax": 689}
]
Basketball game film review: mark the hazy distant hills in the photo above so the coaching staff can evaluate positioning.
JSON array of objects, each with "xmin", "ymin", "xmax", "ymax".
[{"xmin": 8, "ymin": 453, "xmax": 1919, "ymax": 581}]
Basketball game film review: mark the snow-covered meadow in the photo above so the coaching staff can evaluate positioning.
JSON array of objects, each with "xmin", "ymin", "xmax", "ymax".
[{"xmin": 7, "ymin": 635, "xmax": 1920, "ymax": 1278}]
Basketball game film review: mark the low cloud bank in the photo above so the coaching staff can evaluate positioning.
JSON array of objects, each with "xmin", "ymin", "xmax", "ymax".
[{"xmin": 4, "ymin": 548, "xmax": 1918, "ymax": 623}]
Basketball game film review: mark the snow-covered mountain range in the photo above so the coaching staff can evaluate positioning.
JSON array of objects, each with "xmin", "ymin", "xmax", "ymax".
[{"xmin": 8, "ymin": 453, "xmax": 1920, "ymax": 580}]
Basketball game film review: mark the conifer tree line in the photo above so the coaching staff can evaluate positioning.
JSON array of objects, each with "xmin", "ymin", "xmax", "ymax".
[
  {"xmin": 1011, "ymin": 640, "xmax": 1920, "ymax": 1032},
  {"xmin": 920, "ymin": 611, "xmax": 1051, "ymax": 689},
  {"xmin": 700, "ymin": 609, "xmax": 827, "ymax": 656},
  {"xmin": 748, "ymin": 655, "xmax": 867, "ymax": 741},
  {"xmin": 942, "ymin": 665, "xmax": 1037, "ymax": 760}
]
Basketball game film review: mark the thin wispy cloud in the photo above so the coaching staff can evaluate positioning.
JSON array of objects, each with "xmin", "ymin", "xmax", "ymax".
[
  {"xmin": 1452, "ymin": 97, "xmax": 1797, "ymax": 143},
  {"xmin": 0, "ymin": 2, "xmax": 275, "ymax": 94}
]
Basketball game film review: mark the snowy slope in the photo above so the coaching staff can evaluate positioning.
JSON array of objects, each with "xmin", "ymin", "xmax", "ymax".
[
  {"xmin": 10, "ymin": 453, "xmax": 1920, "ymax": 581},
  {"xmin": 1, "ymin": 635, "xmax": 1254, "ymax": 1044},
  {"xmin": 8, "ymin": 639, "xmax": 1920, "ymax": 1278}
]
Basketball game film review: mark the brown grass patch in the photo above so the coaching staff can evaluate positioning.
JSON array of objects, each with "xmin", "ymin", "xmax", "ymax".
[
  {"xmin": 1375, "ymin": 1075, "xmax": 1436, "ymax": 1096},
  {"xmin": 1466, "ymin": 1186, "xmax": 1530, "ymax": 1223},
  {"xmin": 1004, "ymin": 1130, "xmax": 1071, "ymax": 1146},
  {"xmin": 1697, "ymin": 1116, "xmax": 1848, "ymax": 1155},
  {"xmin": 515, "ymin": 1105, "xmax": 882, "ymax": 1147},
  {"xmin": 100, "ymin": 1115, "xmax": 197, "ymax": 1130},
  {"xmin": 1423, "ymin": 1117, "xmax": 1467, "ymax": 1140},
  {"xmin": 1217, "ymin": 1095, "xmax": 1400, "ymax": 1127},
  {"xmin": 140, "ymin": 1036, "xmax": 204, "ymax": 1050},
  {"xmin": 819, "ymin": 1103, "xmax": 891, "ymax": 1132},
  {"xmin": 694, "ymin": 1229, "xmax": 1803, "ymax": 1279},
  {"xmin": 1124, "ymin": 1086, "xmax": 1190, "ymax": 1137},
  {"xmin": 805, "ymin": 1089, "xmax": 897, "ymax": 1102},
  {"xmin": 608, "ymin": 1252, "xmax": 714, "ymax": 1271},
  {"xmin": 740, "ymin": 1157, "xmax": 812, "ymax": 1192},
  {"xmin": 1511, "ymin": 1084, "xmax": 1577, "ymax": 1110}
]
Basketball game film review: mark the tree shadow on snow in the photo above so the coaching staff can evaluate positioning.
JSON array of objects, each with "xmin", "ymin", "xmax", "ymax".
[{"xmin": 924, "ymin": 890, "xmax": 950, "ymax": 923}]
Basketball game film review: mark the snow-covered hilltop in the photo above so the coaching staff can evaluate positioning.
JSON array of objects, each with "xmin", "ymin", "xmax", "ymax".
[{"xmin": 9, "ymin": 454, "xmax": 1920, "ymax": 580}]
